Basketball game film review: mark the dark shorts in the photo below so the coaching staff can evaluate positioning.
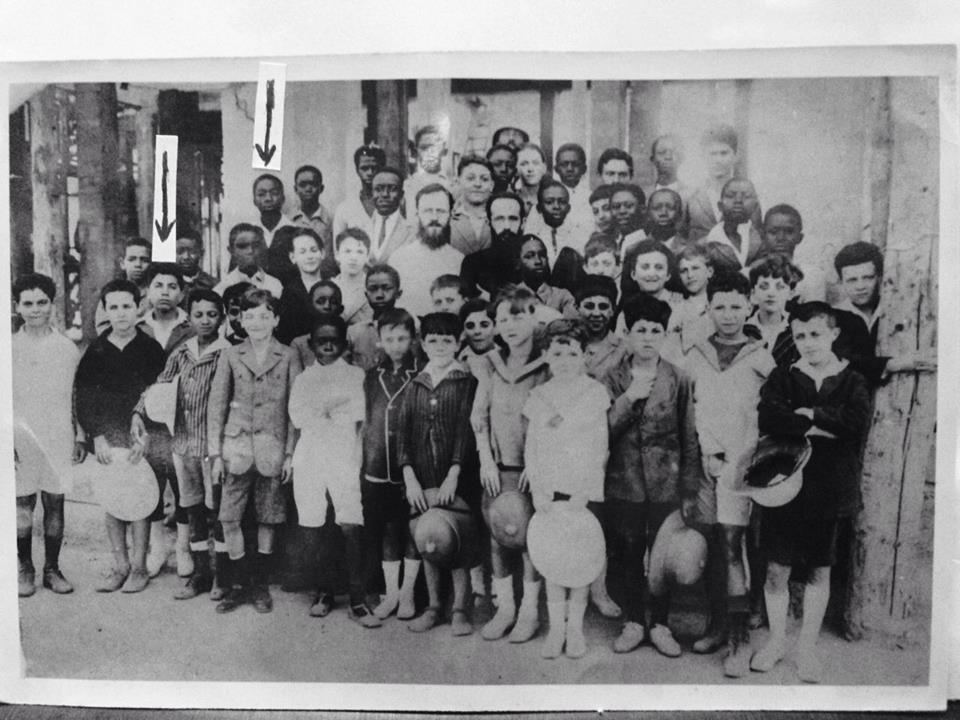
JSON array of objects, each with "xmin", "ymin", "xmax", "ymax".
[
  {"xmin": 760, "ymin": 505, "xmax": 841, "ymax": 568},
  {"xmin": 219, "ymin": 469, "xmax": 286, "ymax": 525},
  {"xmin": 361, "ymin": 479, "xmax": 408, "ymax": 530},
  {"xmin": 145, "ymin": 434, "xmax": 179, "ymax": 522}
]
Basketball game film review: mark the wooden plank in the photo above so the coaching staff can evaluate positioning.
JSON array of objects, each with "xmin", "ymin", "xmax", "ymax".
[
  {"xmin": 9, "ymin": 104, "xmax": 34, "ymax": 282},
  {"xmin": 848, "ymin": 76, "xmax": 938, "ymax": 638},
  {"xmin": 75, "ymin": 83, "xmax": 122, "ymax": 343},
  {"xmin": 133, "ymin": 88, "xmax": 159, "ymax": 239},
  {"xmin": 27, "ymin": 85, "xmax": 70, "ymax": 330},
  {"xmin": 628, "ymin": 81, "xmax": 663, "ymax": 190},
  {"xmin": 373, "ymin": 80, "xmax": 408, "ymax": 172},
  {"xmin": 538, "ymin": 86, "xmax": 555, "ymax": 173},
  {"xmin": 859, "ymin": 77, "xmax": 893, "ymax": 250}
]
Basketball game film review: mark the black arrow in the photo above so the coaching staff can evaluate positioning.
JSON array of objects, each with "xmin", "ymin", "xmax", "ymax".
[
  {"xmin": 154, "ymin": 150, "xmax": 175, "ymax": 241},
  {"xmin": 255, "ymin": 79, "xmax": 277, "ymax": 165}
]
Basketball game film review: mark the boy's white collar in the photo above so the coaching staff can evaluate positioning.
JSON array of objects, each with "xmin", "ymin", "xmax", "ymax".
[
  {"xmin": 423, "ymin": 359, "xmax": 465, "ymax": 385},
  {"xmin": 186, "ymin": 335, "xmax": 231, "ymax": 358}
]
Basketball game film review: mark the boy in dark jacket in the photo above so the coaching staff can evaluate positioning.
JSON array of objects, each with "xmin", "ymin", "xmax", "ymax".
[
  {"xmin": 752, "ymin": 302, "xmax": 871, "ymax": 683},
  {"xmin": 361, "ymin": 308, "xmax": 423, "ymax": 621}
]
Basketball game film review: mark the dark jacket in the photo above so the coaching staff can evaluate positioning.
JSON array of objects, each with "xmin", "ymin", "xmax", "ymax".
[
  {"xmin": 276, "ymin": 276, "xmax": 314, "ymax": 346},
  {"xmin": 362, "ymin": 354, "xmax": 423, "ymax": 483},
  {"xmin": 75, "ymin": 329, "xmax": 166, "ymax": 447},
  {"xmin": 757, "ymin": 362, "xmax": 871, "ymax": 519},
  {"xmin": 602, "ymin": 355, "xmax": 704, "ymax": 504},
  {"xmin": 397, "ymin": 365, "xmax": 477, "ymax": 491}
]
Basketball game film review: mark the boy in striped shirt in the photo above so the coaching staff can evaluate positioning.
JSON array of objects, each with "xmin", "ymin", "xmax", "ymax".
[{"xmin": 133, "ymin": 288, "xmax": 231, "ymax": 599}]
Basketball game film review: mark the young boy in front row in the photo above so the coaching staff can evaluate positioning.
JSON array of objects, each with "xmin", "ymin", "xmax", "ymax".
[
  {"xmin": 430, "ymin": 274, "xmax": 467, "ymax": 315},
  {"xmin": 683, "ymin": 270, "xmax": 774, "ymax": 678},
  {"xmin": 362, "ymin": 308, "xmax": 424, "ymax": 620},
  {"xmin": 751, "ymin": 302, "xmax": 871, "ymax": 683},
  {"xmin": 397, "ymin": 312, "xmax": 479, "ymax": 635},
  {"xmin": 75, "ymin": 279, "xmax": 166, "ymax": 594},
  {"xmin": 289, "ymin": 314, "xmax": 381, "ymax": 627},
  {"xmin": 523, "ymin": 319, "xmax": 610, "ymax": 658},
  {"xmin": 602, "ymin": 293, "xmax": 704, "ymax": 657},
  {"xmin": 132, "ymin": 288, "xmax": 231, "ymax": 600},
  {"xmin": 207, "ymin": 289, "xmax": 302, "ymax": 614}
]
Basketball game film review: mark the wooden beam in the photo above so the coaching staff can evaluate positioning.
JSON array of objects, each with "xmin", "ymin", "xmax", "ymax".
[
  {"xmin": 373, "ymin": 80, "xmax": 408, "ymax": 172},
  {"xmin": 75, "ymin": 83, "xmax": 123, "ymax": 344},
  {"xmin": 10, "ymin": 105, "xmax": 34, "ymax": 283},
  {"xmin": 538, "ymin": 86, "xmax": 555, "ymax": 173},
  {"xmin": 848, "ymin": 76, "xmax": 938, "ymax": 639},
  {"xmin": 27, "ymin": 86, "xmax": 70, "ymax": 330},
  {"xmin": 860, "ymin": 77, "xmax": 893, "ymax": 251},
  {"xmin": 628, "ymin": 81, "xmax": 664, "ymax": 191},
  {"xmin": 133, "ymin": 89, "xmax": 158, "ymax": 239}
]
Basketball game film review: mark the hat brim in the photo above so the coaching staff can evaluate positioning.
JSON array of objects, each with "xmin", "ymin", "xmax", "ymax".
[
  {"xmin": 527, "ymin": 503, "xmax": 605, "ymax": 588},
  {"xmin": 77, "ymin": 448, "xmax": 159, "ymax": 521}
]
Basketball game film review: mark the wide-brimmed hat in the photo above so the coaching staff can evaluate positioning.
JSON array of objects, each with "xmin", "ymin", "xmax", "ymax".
[
  {"xmin": 738, "ymin": 435, "xmax": 812, "ymax": 508},
  {"xmin": 648, "ymin": 509, "xmax": 708, "ymax": 594},
  {"xmin": 144, "ymin": 377, "xmax": 179, "ymax": 435},
  {"xmin": 409, "ymin": 488, "xmax": 477, "ymax": 569},
  {"xmin": 486, "ymin": 489, "xmax": 533, "ymax": 549},
  {"xmin": 76, "ymin": 447, "xmax": 159, "ymax": 521},
  {"xmin": 527, "ymin": 501, "xmax": 605, "ymax": 588}
]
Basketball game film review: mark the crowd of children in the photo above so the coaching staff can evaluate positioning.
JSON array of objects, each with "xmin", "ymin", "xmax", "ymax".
[{"xmin": 13, "ymin": 122, "xmax": 936, "ymax": 684}]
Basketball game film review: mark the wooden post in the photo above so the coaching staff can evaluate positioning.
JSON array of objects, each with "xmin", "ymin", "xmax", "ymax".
[
  {"xmin": 860, "ymin": 77, "xmax": 893, "ymax": 251},
  {"xmin": 133, "ymin": 89, "xmax": 159, "ymax": 240},
  {"xmin": 75, "ymin": 83, "xmax": 123, "ymax": 344},
  {"xmin": 848, "ymin": 77, "xmax": 938, "ymax": 639},
  {"xmin": 10, "ymin": 105, "xmax": 34, "ymax": 283},
  {"xmin": 538, "ymin": 86, "xmax": 555, "ymax": 173},
  {"xmin": 373, "ymin": 80, "xmax": 408, "ymax": 171},
  {"xmin": 27, "ymin": 86, "xmax": 71, "ymax": 330},
  {"xmin": 628, "ymin": 81, "xmax": 664, "ymax": 191}
]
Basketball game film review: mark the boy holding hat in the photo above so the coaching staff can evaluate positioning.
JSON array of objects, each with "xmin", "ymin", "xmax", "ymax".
[{"xmin": 752, "ymin": 301, "xmax": 870, "ymax": 683}]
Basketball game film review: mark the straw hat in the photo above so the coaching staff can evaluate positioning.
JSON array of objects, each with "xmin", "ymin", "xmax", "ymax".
[
  {"xmin": 527, "ymin": 502, "xmax": 605, "ymax": 588},
  {"xmin": 410, "ymin": 488, "xmax": 477, "ymax": 569},
  {"xmin": 486, "ymin": 489, "xmax": 533, "ymax": 549},
  {"xmin": 738, "ymin": 435, "xmax": 812, "ymax": 508},
  {"xmin": 648, "ymin": 509, "xmax": 708, "ymax": 594},
  {"xmin": 143, "ymin": 377, "xmax": 179, "ymax": 435},
  {"xmin": 76, "ymin": 447, "xmax": 159, "ymax": 521}
]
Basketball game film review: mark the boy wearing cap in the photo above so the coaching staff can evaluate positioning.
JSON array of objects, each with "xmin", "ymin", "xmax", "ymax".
[
  {"xmin": 752, "ymin": 302, "xmax": 870, "ymax": 683},
  {"xmin": 601, "ymin": 293, "xmax": 704, "ymax": 657}
]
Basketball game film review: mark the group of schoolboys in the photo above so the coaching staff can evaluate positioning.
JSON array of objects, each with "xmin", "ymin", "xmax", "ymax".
[{"xmin": 14, "ymin": 121, "xmax": 934, "ymax": 684}]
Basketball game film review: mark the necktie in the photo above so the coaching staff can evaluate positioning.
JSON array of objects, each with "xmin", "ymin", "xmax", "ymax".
[
  {"xmin": 378, "ymin": 216, "xmax": 388, "ymax": 251},
  {"xmin": 551, "ymin": 227, "xmax": 558, "ymax": 253}
]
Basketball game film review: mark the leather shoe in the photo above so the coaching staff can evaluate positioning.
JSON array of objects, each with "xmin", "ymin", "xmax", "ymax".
[{"xmin": 42, "ymin": 567, "xmax": 74, "ymax": 594}]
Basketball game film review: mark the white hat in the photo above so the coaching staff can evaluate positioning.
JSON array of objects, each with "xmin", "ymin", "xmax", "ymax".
[
  {"xmin": 737, "ymin": 435, "xmax": 812, "ymax": 508},
  {"xmin": 76, "ymin": 447, "xmax": 159, "ymax": 521},
  {"xmin": 144, "ymin": 377, "xmax": 179, "ymax": 435},
  {"xmin": 648, "ymin": 509, "xmax": 708, "ymax": 595},
  {"xmin": 527, "ymin": 502, "xmax": 605, "ymax": 588}
]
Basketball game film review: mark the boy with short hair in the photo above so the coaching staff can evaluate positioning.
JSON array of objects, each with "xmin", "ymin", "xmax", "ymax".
[
  {"xmin": 133, "ymin": 288, "xmax": 231, "ymax": 599},
  {"xmin": 752, "ymin": 302, "xmax": 871, "ymax": 683},
  {"xmin": 746, "ymin": 254, "xmax": 804, "ymax": 365},
  {"xmin": 704, "ymin": 178, "xmax": 764, "ymax": 273},
  {"xmin": 619, "ymin": 239, "xmax": 683, "ymax": 325},
  {"xmin": 334, "ymin": 145, "xmax": 387, "ymax": 239},
  {"xmin": 289, "ymin": 314, "xmax": 379, "ymax": 627},
  {"xmin": 251, "ymin": 174, "xmax": 297, "ymax": 250},
  {"xmin": 430, "ymin": 274, "xmax": 467, "ymax": 315},
  {"xmin": 348, "ymin": 264, "xmax": 405, "ymax": 372},
  {"xmin": 601, "ymin": 292, "xmax": 704, "ymax": 657},
  {"xmin": 577, "ymin": 274, "xmax": 627, "ymax": 382},
  {"xmin": 523, "ymin": 318, "xmax": 610, "ymax": 659},
  {"xmin": 661, "ymin": 244, "xmax": 715, "ymax": 364},
  {"xmin": 333, "ymin": 228, "xmax": 374, "ymax": 326},
  {"xmin": 516, "ymin": 235, "xmax": 578, "ymax": 319},
  {"xmin": 397, "ymin": 312, "xmax": 479, "ymax": 635},
  {"xmin": 13, "ymin": 273, "xmax": 86, "ymax": 597},
  {"xmin": 214, "ymin": 224, "xmax": 283, "ymax": 299},
  {"xmin": 291, "ymin": 281, "xmax": 345, "ymax": 368},
  {"xmin": 291, "ymin": 164, "xmax": 334, "ymax": 256},
  {"xmin": 277, "ymin": 228, "xmax": 328, "ymax": 345},
  {"xmin": 361, "ymin": 308, "xmax": 423, "ymax": 620},
  {"xmin": 609, "ymin": 184, "xmax": 647, "ymax": 256},
  {"xmin": 759, "ymin": 205, "xmax": 825, "ymax": 303},
  {"xmin": 221, "ymin": 282, "xmax": 256, "ymax": 345},
  {"xmin": 94, "ymin": 237, "xmax": 152, "ymax": 334},
  {"xmin": 683, "ymin": 270, "xmax": 775, "ymax": 678},
  {"xmin": 176, "ymin": 233, "xmax": 217, "ymax": 302},
  {"xmin": 138, "ymin": 262, "xmax": 192, "ymax": 353},
  {"xmin": 471, "ymin": 285, "xmax": 551, "ymax": 642},
  {"xmin": 646, "ymin": 188, "xmax": 685, "ymax": 252},
  {"xmin": 458, "ymin": 298, "xmax": 496, "ymax": 376},
  {"xmin": 589, "ymin": 185, "xmax": 615, "ymax": 235},
  {"xmin": 597, "ymin": 148, "xmax": 634, "ymax": 185},
  {"xmin": 76, "ymin": 279, "xmax": 166, "ymax": 594},
  {"xmin": 207, "ymin": 289, "xmax": 302, "ymax": 614}
]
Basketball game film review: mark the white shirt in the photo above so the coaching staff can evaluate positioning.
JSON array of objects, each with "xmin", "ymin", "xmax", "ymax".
[
  {"xmin": 214, "ymin": 267, "xmax": 283, "ymax": 299},
  {"xmin": 389, "ymin": 241, "xmax": 465, "ymax": 319},
  {"xmin": 333, "ymin": 192, "xmax": 376, "ymax": 240},
  {"xmin": 139, "ymin": 307, "xmax": 188, "ymax": 350},
  {"xmin": 706, "ymin": 221, "xmax": 753, "ymax": 269},
  {"xmin": 524, "ymin": 211, "xmax": 587, "ymax": 266}
]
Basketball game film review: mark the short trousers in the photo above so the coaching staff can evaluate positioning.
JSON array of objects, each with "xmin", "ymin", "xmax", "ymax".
[
  {"xmin": 171, "ymin": 452, "xmax": 209, "ymax": 509},
  {"xmin": 295, "ymin": 473, "xmax": 363, "ymax": 528},
  {"xmin": 219, "ymin": 469, "xmax": 286, "ymax": 525},
  {"xmin": 481, "ymin": 466, "xmax": 526, "ymax": 528},
  {"xmin": 145, "ymin": 434, "xmax": 180, "ymax": 522},
  {"xmin": 15, "ymin": 464, "xmax": 64, "ymax": 497},
  {"xmin": 760, "ymin": 505, "xmax": 841, "ymax": 568},
  {"xmin": 361, "ymin": 479, "xmax": 408, "ymax": 530},
  {"xmin": 698, "ymin": 454, "xmax": 752, "ymax": 527}
]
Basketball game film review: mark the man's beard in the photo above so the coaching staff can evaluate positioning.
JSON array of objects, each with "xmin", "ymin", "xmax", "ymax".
[
  {"xmin": 419, "ymin": 222, "xmax": 452, "ymax": 250},
  {"xmin": 492, "ymin": 228, "xmax": 522, "ymax": 246}
]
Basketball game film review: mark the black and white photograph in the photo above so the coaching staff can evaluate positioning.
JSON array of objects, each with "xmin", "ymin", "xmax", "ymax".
[{"xmin": 0, "ymin": 39, "xmax": 955, "ymax": 713}]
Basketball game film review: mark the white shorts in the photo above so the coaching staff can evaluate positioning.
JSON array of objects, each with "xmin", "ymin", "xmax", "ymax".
[
  {"xmin": 699, "ymin": 454, "xmax": 752, "ymax": 527},
  {"xmin": 294, "ymin": 471, "xmax": 363, "ymax": 528}
]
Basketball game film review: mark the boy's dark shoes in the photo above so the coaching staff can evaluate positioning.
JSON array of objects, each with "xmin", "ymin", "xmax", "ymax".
[
  {"xmin": 18, "ymin": 562, "xmax": 35, "ymax": 597},
  {"xmin": 251, "ymin": 585, "xmax": 273, "ymax": 613},
  {"xmin": 722, "ymin": 621, "xmax": 751, "ymax": 678},
  {"xmin": 42, "ymin": 567, "xmax": 74, "ymax": 594},
  {"xmin": 174, "ymin": 573, "xmax": 213, "ymax": 600},
  {"xmin": 215, "ymin": 587, "xmax": 246, "ymax": 614},
  {"xmin": 349, "ymin": 603, "xmax": 383, "ymax": 629},
  {"xmin": 450, "ymin": 609, "xmax": 472, "ymax": 636},
  {"xmin": 309, "ymin": 592, "xmax": 334, "ymax": 617},
  {"xmin": 96, "ymin": 566, "xmax": 129, "ymax": 593},
  {"xmin": 121, "ymin": 568, "xmax": 150, "ymax": 593}
]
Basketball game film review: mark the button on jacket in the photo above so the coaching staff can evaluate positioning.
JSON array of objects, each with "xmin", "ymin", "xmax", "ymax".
[{"xmin": 207, "ymin": 337, "xmax": 302, "ymax": 476}]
